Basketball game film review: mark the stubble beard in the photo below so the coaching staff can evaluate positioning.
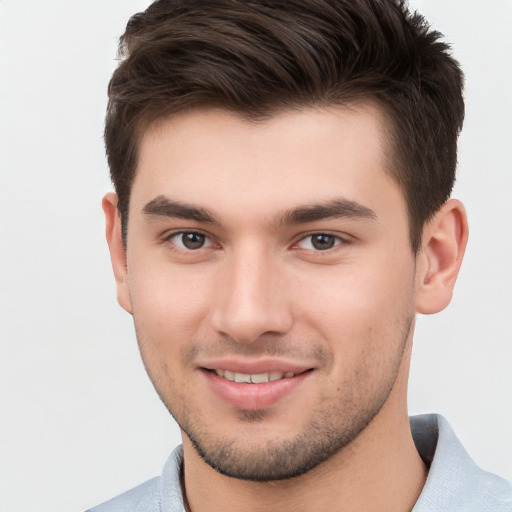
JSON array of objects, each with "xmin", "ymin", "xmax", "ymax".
[
  {"xmin": 183, "ymin": 398, "xmax": 390, "ymax": 481},
  {"xmin": 135, "ymin": 311, "xmax": 414, "ymax": 482}
]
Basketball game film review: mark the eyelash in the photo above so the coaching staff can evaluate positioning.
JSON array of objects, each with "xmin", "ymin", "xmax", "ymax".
[
  {"xmin": 164, "ymin": 230, "xmax": 347, "ymax": 253},
  {"xmin": 293, "ymin": 233, "xmax": 345, "ymax": 251},
  {"xmin": 165, "ymin": 231, "xmax": 214, "ymax": 251}
]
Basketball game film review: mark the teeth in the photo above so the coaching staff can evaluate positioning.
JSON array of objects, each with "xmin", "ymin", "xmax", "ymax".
[
  {"xmin": 251, "ymin": 373, "xmax": 270, "ymax": 384},
  {"xmin": 213, "ymin": 369, "xmax": 296, "ymax": 383},
  {"xmin": 234, "ymin": 372, "xmax": 251, "ymax": 383}
]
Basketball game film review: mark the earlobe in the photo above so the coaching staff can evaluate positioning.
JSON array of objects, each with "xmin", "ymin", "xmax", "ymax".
[
  {"xmin": 415, "ymin": 199, "xmax": 468, "ymax": 315},
  {"xmin": 102, "ymin": 192, "xmax": 133, "ymax": 314}
]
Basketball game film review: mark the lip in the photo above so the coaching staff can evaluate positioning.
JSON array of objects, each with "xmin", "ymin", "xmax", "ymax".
[
  {"xmin": 200, "ymin": 359, "xmax": 313, "ymax": 410},
  {"xmin": 199, "ymin": 358, "xmax": 312, "ymax": 375}
]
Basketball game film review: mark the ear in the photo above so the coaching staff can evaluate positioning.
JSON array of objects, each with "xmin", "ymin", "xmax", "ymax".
[
  {"xmin": 415, "ymin": 199, "xmax": 468, "ymax": 314},
  {"xmin": 103, "ymin": 192, "xmax": 133, "ymax": 314}
]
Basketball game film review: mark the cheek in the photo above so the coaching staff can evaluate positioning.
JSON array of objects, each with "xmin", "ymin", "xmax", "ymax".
[
  {"xmin": 128, "ymin": 262, "xmax": 214, "ymax": 347},
  {"xmin": 129, "ymin": 267, "xmax": 215, "ymax": 400},
  {"xmin": 291, "ymin": 257, "xmax": 415, "ymax": 352}
]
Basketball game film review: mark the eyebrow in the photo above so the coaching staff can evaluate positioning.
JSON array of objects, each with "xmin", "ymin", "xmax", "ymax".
[
  {"xmin": 273, "ymin": 199, "xmax": 377, "ymax": 226},
  {"xmin": 143, "ymin": 195, "xmax": 218, "ymax": 223},
  {"xmin": 142, "ymin": 195, "xmax": 376, "ymax": 226}
]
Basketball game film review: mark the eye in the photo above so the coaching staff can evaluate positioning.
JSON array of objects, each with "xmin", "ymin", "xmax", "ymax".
[
  {"xmin": 296, "ymin": 233, "xmax": 342, "ymax": 251},
  {"xmin": 168, "ymin": 231, "xmax": 212, "ymax": 250}
]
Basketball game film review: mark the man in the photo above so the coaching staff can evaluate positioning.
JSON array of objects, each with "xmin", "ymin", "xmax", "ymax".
[{"xmin": 89, "ymin": 0, "xmax": 512, "ymax": 510}]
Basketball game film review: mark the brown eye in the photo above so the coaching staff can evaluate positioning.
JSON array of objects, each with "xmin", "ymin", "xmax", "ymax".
[
  {"xmin": 296, "ymin": 233, "xmax": 341, "ymax": 251},
  {"xmin": 171, "ymin": 232, "xmax": 209, "ymax": 250},
  {"xmin": 311, "ymin": 234, "xmax": 336, "ymax": 250}
]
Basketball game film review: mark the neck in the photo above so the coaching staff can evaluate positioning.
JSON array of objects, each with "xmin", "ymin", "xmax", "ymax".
[{"xmin": 182, "ymin": 416, "xmax": 426, "ymax": 512}]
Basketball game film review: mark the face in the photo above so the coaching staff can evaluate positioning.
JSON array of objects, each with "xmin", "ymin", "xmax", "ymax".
[{"xmin": 119, "ymin": 105, "xmax": 420, "ymax": 480}]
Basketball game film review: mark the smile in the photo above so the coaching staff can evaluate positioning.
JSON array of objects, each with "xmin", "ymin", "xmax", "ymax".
[
  {"xmin": 213, "ymin": 369, "xmax": 297, "ymax": 383},
  {"xmin": 205, "ymin": 367, "xmax": 312, "ymax": 409}
]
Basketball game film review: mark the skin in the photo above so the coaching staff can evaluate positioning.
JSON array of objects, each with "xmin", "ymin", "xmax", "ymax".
[{"xmin": 104, "ymin": 104, "xmax": 468, "ymax": 511}]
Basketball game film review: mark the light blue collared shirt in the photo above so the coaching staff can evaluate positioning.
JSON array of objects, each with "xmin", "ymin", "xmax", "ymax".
[{"xmin": 87, "ymin": 414, "xmax": 512, "ymax": 511}]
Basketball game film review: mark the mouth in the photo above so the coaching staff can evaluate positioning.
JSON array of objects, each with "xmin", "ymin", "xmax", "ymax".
[
  {"xmin": 210, "ymin": 369, "xmax": 301, "ymax": 383},
  {"xmin": 201, "ymin": 365, "xmax": 313, "ymax": 410}
]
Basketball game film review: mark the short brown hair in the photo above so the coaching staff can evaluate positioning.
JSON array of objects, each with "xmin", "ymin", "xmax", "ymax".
[{"xmin": 105, "ymin": 0, "xmax": 464, "ymax": 252}]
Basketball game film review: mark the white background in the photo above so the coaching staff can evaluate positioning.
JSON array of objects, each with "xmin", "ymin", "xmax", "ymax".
[{"xmin": 0, "ymin": 1, "xmax": 511, "ymax": 511}]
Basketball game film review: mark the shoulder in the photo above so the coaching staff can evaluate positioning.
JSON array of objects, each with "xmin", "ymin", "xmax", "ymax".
[
  {"xmin": 412, "ymin": 414, "xmax": 512, "ymax": 511},
  {"xmin": 85, "ymin": 445, "xmax": 185, "ymax": 512},
  {"xmin": 85, "ymin": 477, "xmax": 161, "ymax": 512}
]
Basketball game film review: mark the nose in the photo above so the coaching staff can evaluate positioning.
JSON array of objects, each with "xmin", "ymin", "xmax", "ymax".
[{"xmin": 210, "ymin": 245, "xmax": 294, "ymax": 344}]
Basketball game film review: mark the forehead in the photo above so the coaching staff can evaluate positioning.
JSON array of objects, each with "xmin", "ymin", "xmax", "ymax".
[{"xmin": 131, "ymin": 104, "xmax": 405, "ymax": 223}]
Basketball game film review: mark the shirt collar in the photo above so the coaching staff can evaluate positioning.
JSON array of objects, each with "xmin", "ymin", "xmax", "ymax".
[
  {"xmin": 411, "ymin": 414, "xmax": 512, "ymax": 511},
  {"xmin": 160, "ymin": 414, "xmax": 512, "ymax": 512}
]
